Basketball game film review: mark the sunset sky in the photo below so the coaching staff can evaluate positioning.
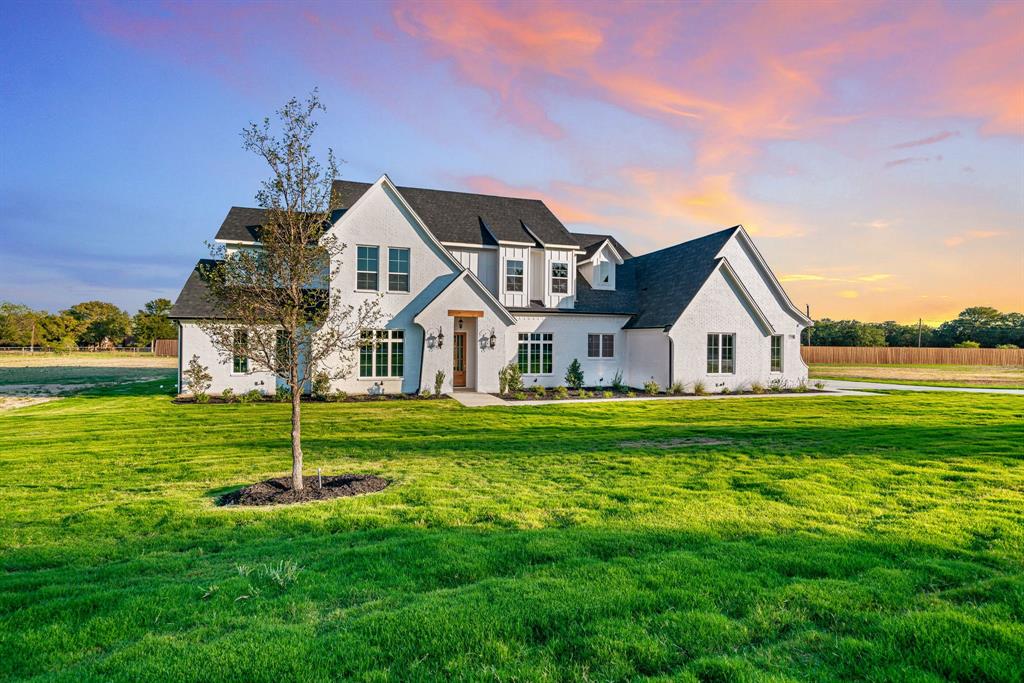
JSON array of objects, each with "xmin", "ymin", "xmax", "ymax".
[{"xmin": 1, "ymin": 0, "xmax": 1021, "ymax": 323}]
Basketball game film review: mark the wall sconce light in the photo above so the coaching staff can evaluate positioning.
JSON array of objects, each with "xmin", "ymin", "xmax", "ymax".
[
  {"xmin": 437, "ymin": 327, "xmax": 445, "ymax": 349},
  {"xmin": 488, "ymin": 329, "xmax": 497, "ymax": 349},
  {"xmin": 458, "ymin": 318, "xmax": 464, "ymax": 330}
]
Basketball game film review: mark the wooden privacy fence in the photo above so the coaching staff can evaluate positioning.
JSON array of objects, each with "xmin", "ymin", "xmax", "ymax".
[
  {"xmin": 801, "ymin": 346, "xmax": 1024, "ymax": 366},
  {"xmin": 152, "ymin": 339, "xmax": 178, "ymax": 357}
]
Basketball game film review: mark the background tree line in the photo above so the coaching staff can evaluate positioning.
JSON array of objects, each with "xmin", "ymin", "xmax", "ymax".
[
  {"xmin": 0, "ymin": 299, "xmax": 176, "ymax": 351},
  {"xmin": 803, "ymin": 307, "xmax": 1023, "ymax": 348}
]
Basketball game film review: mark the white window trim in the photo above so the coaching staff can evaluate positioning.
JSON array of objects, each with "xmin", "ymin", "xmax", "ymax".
[
  {"xmin": 230, "ymin": 329, "xmax": 250, "ymax": 376},
  {"xmin": 770, "ymin": 334, "xmax": 784, "ymax": 373},
  {"xmin": 386, "ymin": 246, "xmax": 411, "ymax": 295},
  {"xmin": 550, "ymin": 260, "xmax": 569, "ymax": 295},
  {"xmin": 517, "ymin": 332, "xmax": 554, "ymax": 375},
  {"xmin": 504, "ymin": 257, "xmax": 525, "ymax": 294},
  {"xmin": 355, "ymin": 244, "xmax": 381, "ymax": 292},
  {"xmin": 707, "ymin": 332, "xmax": 737, "ymax": 375},
  {"xmin": 586, "ymin": 332, "xmax": 615, "ymax": 359},
  {"xmin": 358, "ymin": 329, "xmax": 405, "ymax": 379}
]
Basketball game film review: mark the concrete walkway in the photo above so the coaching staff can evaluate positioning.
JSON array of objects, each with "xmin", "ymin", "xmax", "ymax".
[
  {"xmin": 821, "ymin": 379, "xmax": 1024, "ymax": 395},
  {"xmin": 449, "ymin": 391, "xmax": 510, "ymax": 407}
]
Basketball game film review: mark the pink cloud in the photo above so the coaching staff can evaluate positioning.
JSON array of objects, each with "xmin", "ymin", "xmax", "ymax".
[{"xmin": 890, "ymin": 130, "xmax": 960, "ymax": 149}]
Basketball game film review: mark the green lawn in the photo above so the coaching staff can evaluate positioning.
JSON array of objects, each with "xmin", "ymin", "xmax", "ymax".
[{"xmin": 2, "ymin": 373, "xmax": 1023, "ymax": 681}]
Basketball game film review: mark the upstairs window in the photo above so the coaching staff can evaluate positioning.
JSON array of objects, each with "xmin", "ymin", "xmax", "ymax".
[
  {"xmin": 359, "ymin": 330, "xmax": 404, "ymax": 378},
  {"xmin": 707, "ymin": 333, "xmax": 735, "ymax": 374},
  {"xmin": 357, "ymin": 245, "xmax": 379, "ymax": 290},
  {"xmin": 388, "ymin": 247, "xmax": 410, "ymax": 292},
  {"xmin": 551, "ymin": 262, "xmax": 569, "ymax": 294},
  {"xmin": 587, "ymin": 333, "xmax": 615, "ymax": 358},
  {"xmin": 518, "ymin": 332, "xmax": 553, "ymax": 374},
  {"xmin": 771, "ymin": 334, "xmax": 783, "ymax": 372},
  {"xmin": 232, "ymin": 329, "xmax": 248, "ymax": 374},
  {"xmin": 506, "ymin": 259, "xmax": 524, "ymax": 292},
  {"xmin": 595, "ymin": 258, "xmax": 614, "ymax": 289}
]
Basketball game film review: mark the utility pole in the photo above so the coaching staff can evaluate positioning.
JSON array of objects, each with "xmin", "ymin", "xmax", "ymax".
[{"xmin": 917, "ymin": 318, "xmax": 923, "ymax": 348}]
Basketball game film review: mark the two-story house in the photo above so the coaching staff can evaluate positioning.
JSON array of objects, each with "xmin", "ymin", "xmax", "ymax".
[{"xmin": 169, "ymin": 175, "xmax": 811, "ymax": 395}]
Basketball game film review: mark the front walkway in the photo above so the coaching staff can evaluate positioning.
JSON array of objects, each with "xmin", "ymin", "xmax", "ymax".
[
  {"xmin": 820, "ymin": 379, "xmax": 1024, "ymax": 396},
  {"xmin": 449, "ymin": 391, "xmax": 510, "ymax": 407}
]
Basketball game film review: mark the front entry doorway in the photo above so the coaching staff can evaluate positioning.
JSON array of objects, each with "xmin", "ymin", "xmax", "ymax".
[{"xmin": 453, "ymin": 331, "xmax": 467, "ymax": 388}]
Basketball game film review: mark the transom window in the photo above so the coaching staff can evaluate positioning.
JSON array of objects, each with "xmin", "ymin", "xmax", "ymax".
[
  {"xmin": 506, "ymin": 259, "xmax": 524, "ymax": 292},
  {"xmin": 771, "ymin": 334, "xmax": 783, "ymax": 372},
  {"xmin": 707, "ymin": 333, "xmax": 735, "ymax": 374},
  {"xmin": 357, "ymin": 245, "xmax": 379, "ymax": 290},
  {"xmin": 550, "ymin": 262, "xmax": 568, "ymax": 294},
  {"xmin": 359, "ymin": 330, "xmax": 404, "ymax": 378},
  {"xmin": 587, "ymin": 333, "xmax": 614, "ymax": 358},
  {"xmin": 388, "ymin": 247, "xmax": 410, "ymax": 292},
  {"xmin": 518, "ymin": 332, "xmax": 553, "ymax": 374},
  {"xmin": 232, "ymin": 329, "xmax": 248, "ymax": 374}
]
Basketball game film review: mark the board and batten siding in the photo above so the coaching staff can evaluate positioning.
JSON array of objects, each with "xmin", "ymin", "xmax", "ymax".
[
  {"xmin": 499, "ymin": 246, "xmax": 530, "ymax": 308},
  {"xmin": 448, "ymin": 247, "xmax": 498, "ymax": 294}
]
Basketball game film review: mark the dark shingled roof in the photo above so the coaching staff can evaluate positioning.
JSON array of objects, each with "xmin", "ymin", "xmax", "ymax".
[
  {"xmin": 169, "ymin": 259, "xmax": 224, "ymax": 319},
  {"xmin": 214, "ymin": 208, "xmax": 266, "ymax": 242},
  {"xmin": 332, "ymin": 180, "xmax": 579, "ymax": 248},
  {"xmin": 570, "ymin": 232, "xmax": 634, "ymax": 261}
]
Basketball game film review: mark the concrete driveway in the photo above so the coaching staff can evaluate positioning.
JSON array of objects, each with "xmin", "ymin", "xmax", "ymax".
[{"xmin": 821, "ymin": 379, "xmax": 1024, "ymax": 396}]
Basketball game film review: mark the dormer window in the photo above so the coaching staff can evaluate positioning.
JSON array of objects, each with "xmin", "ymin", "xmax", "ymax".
[
  {"xmin": 551, "ymin": 262, "xmax": 569, "ymax": 294},
  {"xmin": 595, "ymin": 258, "xmax": 613, "ymax": 289}
]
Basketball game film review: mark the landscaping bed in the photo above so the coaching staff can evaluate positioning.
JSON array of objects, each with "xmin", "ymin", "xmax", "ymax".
[
  {"xmin": 495, "ymin": 382, "xmax": 828, "ymax": 401},
  {"xmin": 218, "ymin": 474, "xmax": 390, "ymax": 506},
  {"xmin": 174, "ymin": 392, "xmax": 445, "ymax": 405}
]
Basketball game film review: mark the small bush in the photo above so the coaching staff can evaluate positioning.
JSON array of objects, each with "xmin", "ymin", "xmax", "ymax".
[
  {"xmin": 668, "ymin": 381, "xmax": 685, "ymax": 395},
  {"xmin": 183, "ymin": 354, "xmax": 212, "ymax": 396},
  {"xmin": 814, "ymin": 380, "xmax": 826, "ymax": 390},
  {"xmin": 240, "ymin": 389, "xmax": 263, "ymax": 404},
  {"xmin": 330, "ymin": 389, "xmax": 348, "ymax": 402},
  {"xmin": 793, "ymin": 380, "xmax": 809, "ymax": 393},
  {"xmin": 195, "ymin": 392, "xmax": 210, "ymax": 404},
  {"xmin": 419, "ymin": 389, "xmax": 432, "ymax": 398},
  {"xmin": 644, "ymin": 380, "xmax": 660, "ymax": 395},
  {"xmin": 553, "ymin": 385, "xmax": 569, "ymax": 399},
  {"xmin": 954, "ymin": 340, "xmax": 981, "ymax": 348},
  {"xmin": 750, "ymin": 381, "xmax": 765, "ymax": 394},
  {"xmin": 501, "ymin": 363, "xmax": 524, "ymax": 393},
  {"xmin": 626, "ymin": 391, "xmax": 636, "ymax": 398},
  {"xmin": 693, "ymin": 380, "xmax": 706, "ymax": 396},
  {"xmin": 434, "ymin": 370, "xmax": 445, "ymax": 396},
  {"xmin": 611, "ymin": 370, "xmax": 626, "ymax": 393},
  {"xmin": 996, "ymin": 343, "xmax": 1019, "ymax": 350},
  {"xmin": 602, "ymin": 390, "xmax": 613, "ymax": 398},
  {"xmin": 565, "ymin": 359, "xmax": 584, "ymax": 390},
  {"xmin": 312, "ymin": 371, "xmax": 331, "ymax": 399},
  {"xmin": 720, "ymin": 386, "xmax": 731, "ymax": 395},
  {"xmin": 275, "ymin": 385, "xmax": 292, "ymax": 402},
  {"xmin": 578, "ymin": 389, "xmax": 590, "ymax": 398},
  {"xmin": 513, "ymin": 391, "xmax": 526, "ymax": 400},
  {"xmin": 768, "ymin": 378, "xmax": 787, "ymax": 393},
  {"xmin": 221, "ymin": 388, "xmax": 236, "ymax": 403},
  {"xmin": 531, "ymin": 385, "xmax": 546, "ymax": 398}
]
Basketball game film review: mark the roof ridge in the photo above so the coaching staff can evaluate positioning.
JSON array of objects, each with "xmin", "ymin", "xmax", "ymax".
[
  {"xmin": 333, "ymin": 178, "xmax": 546, "ymax": 204},
  {"xmin": 632, "ymin": 225, "xmax": 740, "ymax": 261}
]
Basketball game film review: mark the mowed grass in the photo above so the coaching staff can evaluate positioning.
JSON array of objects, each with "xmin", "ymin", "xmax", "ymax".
[
  {"xmin": 1, "ymin": 374, "xmax": 1023, "ymax": 681},
  {"xmin": 810, "ymin": 363, "xmax": 1024, "ymax": 390}
]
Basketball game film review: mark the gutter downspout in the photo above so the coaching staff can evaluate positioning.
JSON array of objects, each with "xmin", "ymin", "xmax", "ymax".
[
  {"xmin": 176, "ymin": 321, "xmax": 183, "ymax": 394},
  {"xmin": 664, "ymin": 326, "xmax": 674, "ymax": 388}
]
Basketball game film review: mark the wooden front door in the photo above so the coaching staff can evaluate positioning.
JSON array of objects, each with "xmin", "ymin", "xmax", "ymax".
[{"xmin": 453, "ymin": 332, "xmax": 467, "ymax": 387}]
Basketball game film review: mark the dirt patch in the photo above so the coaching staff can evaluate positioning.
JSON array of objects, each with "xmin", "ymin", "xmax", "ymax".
[
  {"xmin": 0, "ymin": 397, "xmax": 58, "ymax": 411},
  {"xmin": 217, "ymin": 474, "xmax": 390, "ymax": 507},
  {"xmin": 619, "ymin": 437, "xmax": 732, "ymax": 449},
  {"xmin": 0, "ymin": 383, "xmax": 93, "ymax": 396},
  {"xmin": 0, "ymin": 353, "xmax": 176, "ymax": 368}
]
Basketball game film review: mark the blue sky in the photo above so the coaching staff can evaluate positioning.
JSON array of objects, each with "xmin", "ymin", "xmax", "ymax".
[{"xmin": 1, "ymin": 0, "xmax": 1021, "ymax": 322}]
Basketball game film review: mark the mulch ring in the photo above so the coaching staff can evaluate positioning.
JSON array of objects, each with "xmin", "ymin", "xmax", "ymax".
[{"xmin": 218, "ymin": 474, "xmax": 390, "ymax": 507}]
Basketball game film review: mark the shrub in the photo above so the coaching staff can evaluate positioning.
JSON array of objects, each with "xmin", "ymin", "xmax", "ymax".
[
  {"xmin": 693, "ymin": 380, "xmax": 706, "ymax": 396},
  {"xmin": 996, "ymin": 343, "xmax": 1019, "ymax": 349},
  {"xmin": 602, "ymin": 390, "xmax": 613, "ymax": 398},
  {"xmin": 311, "ymin": 371, "xmax": 331, "ymax": 399},
  {"xmin": 793, "ymin": 380, "xmax": 809, "ymax": 393},
  {"xmin": 626, "ymin": 391, "xmax": 636, "ymax": 398},
  {"xmin": 954, "ymin": 340, "xmax": 981, "ymax": 348},
  {"xmin": 720, "ymin": 386, "xmax": 731, "ymax": 395},
  {"xmin": 221, "ymin": 388, "xmax": 236, "ymax": 403},
  {"xmin": 502, "ymin": 363, "xmax": 524, "ymax": 393},
  {"xmin": 611, "ymin": 370, "xmax": 626, "ymax": 393},
  {"xmin": 183, "ymin": 354, "xmax": 212, "ymax": 396},
  {"xmin": 553, "ymin": 385, "xmax": 569, "ymax": 399},
  {"xmin": 750, "ymin": 381, "xmax": 765, "ymax": 394},
  {"xmin": 531, "ymin": 385, "xmax": 546, "ymax": 398},
  {"xmin": 330, "ymin": 389, "xmax": 348, "ymax": 402},
  {"xmin": 434, "ymin": 370, "xmax": 445, "ymax": 396},
  {"xmin": 644, "ymin": 380, "xmax": 660, "ymax": 395},
  {"xmin": 419, "ymin": 389, "xmax": 432, "ymax": 398},
  {"xmin": 195, "ymin": 392, "xmax": 210, "ymax": 404},
  {"xmin": 240, "ymin": 389, "xmax": 263, "ymax": 404},
  {"xmin": 768, "ymin": 378, "xmax": 787, "ymax": 393},
  {"xmin": 578, "ymin": 389, "xmax": 590, "ymax": 398},
  {"xmin": 275, "ymin": 385, "xmax": 292, "ymax": 402},
  {"xmin": 668, "ymin": 381, "xmax": 685, "ymax": 395},
  {"xmin": 564, "ymin": 359, "xmax": 584, "ymax": 390},
  {"xmin": 513, "ymin": 391, "xmax": 526, "ymax": 400},
  {"xmin": 814, "ymin": 380, "xmax": 826, "ymax": 390}
]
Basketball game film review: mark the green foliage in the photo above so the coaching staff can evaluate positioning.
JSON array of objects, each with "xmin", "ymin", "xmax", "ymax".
[
  {"xmin": 626, "ymin": 390, "xmax": 637, "ymax": 397},
  {"xmin": 221, "ymin": 388, "xmax": 236, "ymax": 403},
  {"xmin": 37, "ymin": 314, "xmax": 84, "ymax": 351},
  {"xmin": 750, "ymin": 381, "xmax": 765, "ymax": 394},
  {"xmin": 954, "ymin": 340, "xmax": 981, "ymax": 348},
  {"xmin": 996, "ymin": 343, "xmax": 1019, "ymax": 349},
  {"xmin": 578, "ymin": 389, "xmax": 590, "ymax": 398},
  {"xmin": 768, "ymin": 378, "xmax": 787, "ymax": 393},
  {"xmin": 720, "ymin": 386, "xmax": 731, "ymax": 395},
  {"xmin": 814, "ymin": 380, "xmax": 826, "ymax": 390},
  {"xmin": 131, "ymin": 298, "xmax": 176, "ymax": 347},
  {"xmin": 311, "ymin": 371, "xmax": 331, "ymax": 398},
  {"xmin": 434, "ymin": 370, "xmax": 446, "ymax": 396},
  {"xmin": 239, "ymin": 389, "xmax": 263, "ymax": 404},
  {"xmin": 0, "ymin": 302, "xmax": 42, "ymax": 346},
  {"xmin": 793, "ymin": 380, "xmax": 809, "ymax": 393},
  {"xmin": 564, "ymin": 359, "xmax": 585, "ymax": 390},
  {"xmin": 274, "ymin": 385, "xmax": 292, "ymax": 402},
  {"xmin": 1, "ymin": 377, "xmax": 1023, "ymax": 681},
  {"xmin": 194, "ymin": 392, "xmax": 210, "ymax": 404},
  {"xmin": 643, "ymin": 380, "xmax": 660, "ymax": 395},
  {"xmin": 553, "ymin": 385, "xmax": 569, "ymax": 399},
  {"xmin": 499, "ymin": 363, "xmax": 523, "ymax": 394},
  {"xmin": 805, "ymin": 307, "xmax": 1023, "ymax": 348},
  {"xmin": 602, "ymin": 390, "xmax": 613, "ymax": 398},
  {"xmin": 512, "ymin": 391, "xmax": 526, "ymax": 400},
  {"xmin": 611, "ymin": 370, "xmax": 626, "ymax": 393},
  {"xmin": 182, "ymin": 355, "xmax": 212, "ymax": 395},
  {"xmin": 693, "ymin": 380, "xmax": 706, "ymax": 396},
  {"xmin": 331, "ymin": 389, "xmax": 349, "ymax": 402},
  {"xmin": 530, "ymin": 385, "xmax": 546, "ymax": 398},
  {"xmin": 419, "ymin": 389, "xmax": 432, "ymax": 399},
  {"xmin": 64, "ymin": 300, "xmax": 131, "ymax": 346},
  {"xmin": 668, "ymin": 381, "xmax": 685, "ymax": 395}
]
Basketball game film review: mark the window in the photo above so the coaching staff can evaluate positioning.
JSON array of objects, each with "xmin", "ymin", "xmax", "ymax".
[
  {"xmin": 518, "ymin": 332, "xmax": 553, "ymax": 374},
  {"xmin": 587, "ymin": 333, "xmax": 614, "ymax": 358},
  {"xmin": 359, "ymin": 330, "xmax": 404, "ymax": 378},
  {"xmin": 506, "ymin": 259, "xmax": 524, "ymax": 292},
  {"xmin": 707, "ymin": 333, "xmax": 736, "ymax": 374},
  {"xmin": 232, "ymin": 330, "xmax": 248, "ymax": 374},
  {"xmin": 551, "ymin": 262, "xmax": 568, "ymax": 294},
  {"xmin": 388, "ymin": 247, "xmax": 410, "ymax": 292},
  {"xmin": 356, "ymin": 245, "xmax": 379, "ymax": 290},
  {"xmin": 771, "ymin": 334, "xmax": 783, "ymax": 372},
  {"xmin": 276, "ymin": 329, "xmax": 290, "ymax": 369},
  {"xmin": 595, "ymin": 259, "xmax": 613, "ymax": 289}
]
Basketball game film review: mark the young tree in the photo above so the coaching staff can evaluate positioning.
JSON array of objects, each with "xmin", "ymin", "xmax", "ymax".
[
  {"xmin": 199, "ymin": 92, "xmax": 379, "ymax": 491},
  {"xmin": 132, "ymin": 298, "xmax": 177, "ymax": 347}
]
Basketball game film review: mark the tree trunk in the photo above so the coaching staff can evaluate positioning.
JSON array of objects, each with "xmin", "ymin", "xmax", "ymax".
[{"xmin": 290, "ymin": 364, "xmax": 303, "ymax": 491}]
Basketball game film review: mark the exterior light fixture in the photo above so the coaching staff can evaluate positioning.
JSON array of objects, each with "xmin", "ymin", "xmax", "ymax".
[
  {"xmin": 489, "ymin": 330, "xmax": 497, "ymax": 349},
  {"xmin": 437, "ymin": 327, "xmax": 445, "ymax": 348},
  {"xmin": 458, "ymin": 318, "xmax": 464, "ymax": 330}
]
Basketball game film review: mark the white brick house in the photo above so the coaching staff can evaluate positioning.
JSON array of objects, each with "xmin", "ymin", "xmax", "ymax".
[{"xmin": 170, "ymin": 175, "xmax": 811, "ymax": 394}]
